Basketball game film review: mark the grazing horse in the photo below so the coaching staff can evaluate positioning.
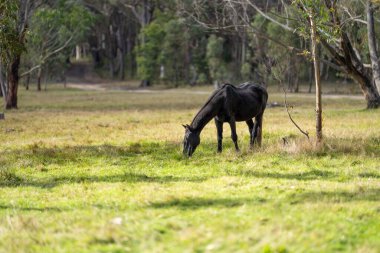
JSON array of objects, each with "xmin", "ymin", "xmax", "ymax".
[{"xmin": 183, "ymin": 82, "xmax": 268, "ymax": 157}]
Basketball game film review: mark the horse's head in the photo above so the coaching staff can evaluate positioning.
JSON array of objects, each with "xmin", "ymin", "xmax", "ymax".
[{"xmin": 182, "ymin": 124, "xmax": 200, "ymax": 157}]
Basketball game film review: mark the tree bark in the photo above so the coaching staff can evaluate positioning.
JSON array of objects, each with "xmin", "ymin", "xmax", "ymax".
[
  {"xmin": 321, "ymin": 37, "xmax": 380, "ymax": 108},
  {"xmin": 5, "ymin": 55, "xmax": 21, "ymax": 109},
  {"xmin": 37, "ymin": 67, "xmax": 42, "ymax": 91},
  {"xmin": 310, "ymin": 14, "xmax": 322, "ymax": 143},
  {"xmin": 0, "ymin": 64, "xmax": 6, "ymax": 102},
  {"xmin": 5, "ymin": 0, "xmax": 36, "ymax": 109},
  {"xmin": 25, "ymin": 72, "xmax": 30, "ymax": 90},
  {"xmin": 76, "ymin": 45, "xmax": 82, "ymax": 60},
  {"xmin": 367, "ymin": 0, "xmax": 380, "ymax": 94},
  {"xmin": 294, "ymin": 59, "xmax": 299, "ymax": 93},
  {"xmin": 308, "ymin": 63, "xmax": 313, "ymax": 93}
]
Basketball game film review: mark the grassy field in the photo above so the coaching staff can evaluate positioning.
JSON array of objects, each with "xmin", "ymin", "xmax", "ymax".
[{"xmin": 0, "ymin": 85, "xmax": 379, "ymax": 253}]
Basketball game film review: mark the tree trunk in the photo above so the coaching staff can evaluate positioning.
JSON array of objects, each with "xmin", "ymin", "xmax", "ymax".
[
  {"xmin": 294, "ymin": 59, "xmax": 299, "ymax": 93},
  {"xmin": 4, "ymin": 0, "xmax": 35, "ymax": 109},
  {"xmin": 349, "ymin": 68, "xmax": 380, "ymax": 109},
  {"xmin": 367, "ymin": 0, "xmax": 380, "ymax": 94},
  {"xmin": 0, "ymin": 64, "xmax": 7, "ymax": 102},
  {"xmin": 310, "ymin": 14, "xmax": 322, "ymax": 143},
  {"xmin": 323, "ymin": 36, "xmax": 380, "ymax": 108},
  {"xmin": 37, "ymin": 67, "xmax": 42, "ymax": 91},
  {"xmin": 5, "ymin": 56, "xmax": 21, "ymax": 109},
  {"xmin": 76, "ymin": 45, "xmax": 81, "ymax": 60},
  {"xmin": 324, "ymin": 57, "xmax": 330, "ymax": 81},
  {"xmin": 137, "ymin": 0, "xmax": 153, "ymax": 86},
  {"xmin": 25, "ymin": 72, "xmax": 30, "ymax": 90},
  {"xmin": 320, "ymin": 1, "xmax": 380, "ymax": 109},
  {"xmin": 63, "ymin": 75, "xmax": 67, "ymax": 88},
  {"xmin": 308, "ymin": 63, "xmax": 313, "ymax": 93}
]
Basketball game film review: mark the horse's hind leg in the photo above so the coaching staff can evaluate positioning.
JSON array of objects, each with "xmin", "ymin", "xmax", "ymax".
[
  {"xmin": 229, "ymin": 119, "xmax": 240, "ymax": 152},
  {"xmin": 252, "ymin": 113, "xmax": 263, "ymax": 147},
  {"xmin": 246, "ymin": 119, "xmax": 254, "ymax": 149},
  {"xmin": 215, "ymin": 118, "xmax": 223, "ymax": 153}
]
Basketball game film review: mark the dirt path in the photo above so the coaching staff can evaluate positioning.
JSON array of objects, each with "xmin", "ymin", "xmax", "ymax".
[
  {"xmin": 67, "ymin": 83, "xmax": 107, "ymax": 91},
  {"xmin": 65, "ymin": 62, "xmax": 364, "ymax": 100},
  {"xmin": 66, "ymin": 82, "xmax": 364, "ymax": 100}
]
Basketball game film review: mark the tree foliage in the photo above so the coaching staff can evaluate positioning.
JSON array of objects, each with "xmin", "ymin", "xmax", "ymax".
[
  {"xmin": 25, "ymin": 0, "xmax": 95, "ymax": 82},
  {"xmin": 3, "ymin": 0, "xmax": 380, "ymax": 108},
  {"xmin": 0, "ymin": 0, "xmax": 24, "ymax": 64}
]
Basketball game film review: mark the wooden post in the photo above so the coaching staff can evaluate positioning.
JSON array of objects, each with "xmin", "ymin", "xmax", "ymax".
[{"xmin": 310, "ymin": 12, "xmax": 322, "ymax": 143}]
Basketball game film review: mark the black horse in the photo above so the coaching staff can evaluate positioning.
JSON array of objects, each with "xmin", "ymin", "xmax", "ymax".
[{"xmin": 183, "ymin": 82, "xmax": 268, "ymax": 157}]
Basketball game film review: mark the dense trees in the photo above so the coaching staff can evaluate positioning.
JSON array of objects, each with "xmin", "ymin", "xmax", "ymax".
[
  {"xmin": 25, "ymin": 1, "xmax": 94, "ymax": 90},
  {"xmin": 1, "ymin": 0, "xmax": 380, "ymax": 109}
]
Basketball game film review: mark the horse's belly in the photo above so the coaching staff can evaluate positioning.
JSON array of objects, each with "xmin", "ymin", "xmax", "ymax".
[{"xmin": 235, "ymin": 109, "xmax": 259, "ymax": 121}]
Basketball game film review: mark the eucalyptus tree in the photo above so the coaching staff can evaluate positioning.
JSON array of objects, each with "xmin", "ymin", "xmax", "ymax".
[
  {"xmin": 185, "ymin": 0, "xmax": 380, "ymax": 108},
  {"xmin": 135, "ymin": 13, "xmax": 166, "ymax": 86},
  {"xmin": 0, "ymin": 0, "xmax": 21, "ymax": 101},
  {"xmin": 24, "ymin": 0, "xmax": 94, "ymax": 90},
  {"xmin": 0, "ymin": 0, "xmax": 41, "ymax": 109},
  {"xmin": 254, "ymin": 0, "xmax": 380, "ymax": 108}
]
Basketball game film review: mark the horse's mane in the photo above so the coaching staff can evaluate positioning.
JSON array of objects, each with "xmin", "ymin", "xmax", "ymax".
[{"xmin": 190, "ymin": 84, "xmax": 231, "ymax": 126}]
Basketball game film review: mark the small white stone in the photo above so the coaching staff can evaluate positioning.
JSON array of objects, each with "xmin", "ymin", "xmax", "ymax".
[{"xmin": 111, "ymin": 217, "xmax": 123, "ymax": 225}]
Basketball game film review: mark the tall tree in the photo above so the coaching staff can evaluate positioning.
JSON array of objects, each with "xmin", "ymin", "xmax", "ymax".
[
  {"xmin": 118, "ymin": 0, "xmax": 156, "ymax": 86},
  {"xmin": 24, "ymin": 0, "xmax": 94, "ymax": 90},
  {"xmin": 186, "ymin": 0, "xmax": 380, "ymax": 108},
  {"xmin": 0, "ymin": 0, "xmax": 22, "ymax": 103},
  {"xmin": 309, "ymin": 8, "xmax": 322, "ymax": 142},
  {"xmin": 4, "ymin": 0, "xmax": 40, "ymax": 109},
  {"xmin": 367, "ymin": 0, "xmax": 380, "ymax": 94}
]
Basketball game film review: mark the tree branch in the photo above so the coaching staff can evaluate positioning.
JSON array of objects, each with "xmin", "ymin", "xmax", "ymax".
[
  {"xmin": 243, "ymin": 0, "xmax": 295, "ymax": 32},
  {"xmin": 283, "ymin": 86, "xmax": 310, "ymax": 140},
  {"xmin": 20, "ymin": 36, "xmax": 73, "ymax": 78}
]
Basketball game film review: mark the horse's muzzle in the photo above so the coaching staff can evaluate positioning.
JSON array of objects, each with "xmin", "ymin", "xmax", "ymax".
[{"xmin": 183, "ymin": 145, "xmax": 193, "ymax": 157}]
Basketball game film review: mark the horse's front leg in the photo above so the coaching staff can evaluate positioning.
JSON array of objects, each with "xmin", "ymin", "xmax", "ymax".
[
  {"xmin": 215, "ymin": 118, "xmax": 223, "ymax": 153},
  {"xmin": 229, "ymin": 119, "xmax": 240, "ymax": 152}
]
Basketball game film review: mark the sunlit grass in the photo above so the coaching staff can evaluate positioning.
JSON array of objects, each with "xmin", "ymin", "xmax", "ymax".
[{"xmin": 0, "ymin": 85, "xmax": 379, "ymax": 252}]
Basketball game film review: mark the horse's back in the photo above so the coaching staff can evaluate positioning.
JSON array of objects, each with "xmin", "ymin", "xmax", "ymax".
[
  {"xmin": 220, "ymin": 82, "xmax": 268, "ymax": 121},
  {"xmin": 236, "ymin": 82, "xmax": 268, "ymax": 104}
]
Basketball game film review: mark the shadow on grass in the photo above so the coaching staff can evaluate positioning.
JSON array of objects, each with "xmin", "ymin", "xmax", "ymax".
[
  {"xmin": 1, "ymin": 140, "xmax": 379, "ymax": 189},
  {"xmin": 150, "ymin": 188, "xmax": 380, "ymax": 210},
  {"xmin": 150, "ymin": 197, "xmax": 266, "ymax": 209},
  {"xmin": 1, "ymin": 142, "xmax": 176, "ymax": 166},
  {"xmin": 358, "ymin": 172, "xmax": 380, "ymax": 179},
  {"xmin": 290, "ymin": 187, "xmax": 380, "ymax": 203},
  {"xmin": 0, "ymin": 172, "xmax": 207, "ymax": 189},
  {"xmin": 0, "ymin": 204, "xmax": 67, "ymax": 212},
  {"xmin": 1, "ymin": 186, "xmax": 378, "ymax": 213},
  {"xmin": 234, "ymin": 169, "xmax": 337, "ymax": 181}
]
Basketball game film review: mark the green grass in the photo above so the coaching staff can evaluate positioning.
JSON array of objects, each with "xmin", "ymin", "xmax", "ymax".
[{"xmin": 0, "ymin": 86, "xmax": 379, "ymax": 253}]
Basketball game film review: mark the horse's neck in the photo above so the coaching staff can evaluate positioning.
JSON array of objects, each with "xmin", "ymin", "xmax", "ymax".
[{"xmin": 191, "ymin": 98, "xmax": 221, "ymax": 133}]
